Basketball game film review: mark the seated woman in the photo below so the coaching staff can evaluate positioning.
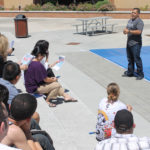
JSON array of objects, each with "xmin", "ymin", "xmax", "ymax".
[
  {"xmin": 0, "ymin": 33, "xmax": 27, "ymax": 78},
  {"xmin": 24, "ymin": 40, "xmax": 77, "ymax": 107}
]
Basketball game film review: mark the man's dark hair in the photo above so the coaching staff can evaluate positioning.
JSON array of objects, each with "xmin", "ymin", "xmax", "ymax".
[
  {"xmin": 3, "ymin": 62, "xmax": 21, "ymax": 81},
  {"xmin": 115, "ymin": 109, "xmax": 133, "ymax": 134},
  {"xmin": 133, "ymin": 8, "xmax": 140, "ymax": 14},
  {"xmin": 0, "ymin": 84, "xmax": 9, "ymax": 111},
  {"xmin": 0, "ymin": 102, "xmax": 8, "ymax": 128},
  {"xmin": 10, "ymin": 93, "xmax": 37, "ymax": 121}
]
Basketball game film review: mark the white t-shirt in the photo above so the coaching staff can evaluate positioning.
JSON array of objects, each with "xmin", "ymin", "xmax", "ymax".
[
  {"xmin": 98, "ymin": 97, "xmax": 127, "ymax": 122},
  {"xmin": 0, "ymin": 143, "xmax": 21, "ymax": 150},
  {"xmin": 96, "ymin": 97, "xmax": 127, "ymax": 141}
]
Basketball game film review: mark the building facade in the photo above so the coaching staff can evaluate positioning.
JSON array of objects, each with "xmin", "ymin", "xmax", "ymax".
[{"xmin": 110, "ymin": 0, "xmax": 150, "ymax": 10}]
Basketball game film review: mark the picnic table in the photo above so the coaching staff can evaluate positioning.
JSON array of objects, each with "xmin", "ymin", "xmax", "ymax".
[{"xmin": 73, "ymin": 16, "xmax": 116, "ymax": 35}]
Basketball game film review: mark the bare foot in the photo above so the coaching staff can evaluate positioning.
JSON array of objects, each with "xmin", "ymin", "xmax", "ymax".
[{"xmin": 46, "ymin": 102, "xmax": 56, "ymax": 107}]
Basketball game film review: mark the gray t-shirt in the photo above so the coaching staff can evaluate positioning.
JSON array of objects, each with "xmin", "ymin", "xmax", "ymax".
[{"xmin": 126, "ymin": 17, "xmax": 144, "ymax": 46}]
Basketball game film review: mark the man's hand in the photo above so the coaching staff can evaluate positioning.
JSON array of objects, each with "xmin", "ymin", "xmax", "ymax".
[
  {"xmin": 126, "ymin": 104, "xmax": 132, "ymax": 112},
  {"xmin": 123, "ymin": 28, "xmax": 129, "ymax": 34},
  {"xmin": 20, "ymin": 120, "xmax": 32, "ymax": 140}
]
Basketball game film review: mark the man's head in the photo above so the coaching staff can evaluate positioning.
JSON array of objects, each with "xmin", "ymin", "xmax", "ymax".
[
  {"xmin": 3, "ymin": 62, "xmax": 21, "ymax": 84},
  {"xmin": 0, "ymin": 102, "xmax": 8, "ymax": 142},
  {"xmin": 0, "ymin": 84, "xmax": 9, "ymax": 110},
  {"xmin": 114, "ymin": 109, "xmax": 134, "ymax": 134},
  {"xmin": 10, "ymin": 93, "xmax": 37, "ymax": 122},
  {"xmin": 131, "ymin": 8, "xmax": 140, "ymax": 20}
]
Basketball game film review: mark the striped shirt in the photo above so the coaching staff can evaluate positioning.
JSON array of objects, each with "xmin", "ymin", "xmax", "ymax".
[{"xmin": 95, "ymin": 133, "xmax": 150, "ymax": 150}]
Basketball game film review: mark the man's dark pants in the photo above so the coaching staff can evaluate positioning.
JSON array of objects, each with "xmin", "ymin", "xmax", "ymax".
[{"xmin": 126, "ymin": 43, "xmax": 144, "ymax": 76}]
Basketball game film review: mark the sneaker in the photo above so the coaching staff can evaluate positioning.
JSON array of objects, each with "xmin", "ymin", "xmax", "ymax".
[
  {"xmin": 122, "ymin": 71, "xmax": 134, "ymax": 77},
  {"xmin": 136, "ymin": 76, "xmax": 144, "ymax": 80}
]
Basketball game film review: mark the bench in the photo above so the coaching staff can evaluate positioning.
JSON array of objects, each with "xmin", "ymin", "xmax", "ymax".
[
  {"xmin": 102, "ymin": 23, "xmax": 117, "ymax": 33},
  {"xmin": 73, "ymin": 24, "xmax": 83, "ymax": 33},
  {"xmin": 73, "ymin": 22, "xmax": 101, "ymax": 34}
]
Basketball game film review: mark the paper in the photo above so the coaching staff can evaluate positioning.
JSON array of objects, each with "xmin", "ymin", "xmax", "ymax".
[
  {"xmin": 52, "ymin": 56, "xmax": 65, "ymax": 71},
  {"xmin": 10, "ymin": 40, "xmax": 14, "ymax": 48},
  {"xmin": 21, "ymin": 54, "xmax": 34, "ymax": 65}
]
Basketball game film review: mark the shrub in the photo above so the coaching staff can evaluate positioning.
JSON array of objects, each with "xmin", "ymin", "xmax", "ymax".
[
  {"xmin": 55, "ymin": 5, "xmax": 68, "ymax": 11},
  {"xmin": 140, "ymin": 5, "xmax": 149, "ymax": 11},
  {"xmin": 0, "ymin": 6, "xmax": 4, "ymax": 10},
  {"xmin": 76, "ymin": 2, "xmax": 97, "ymax": 11},
  {"xmin": 68, "ymin": 4, "xmax": 77, "ymax": 11},
  {"xmin": 95, "ymin": 0, "xmax": 109, "ymax": 9},
  {"xmin": 24, "ymin": 4, "xmax": 42, "ymax": 11},
  {"xmin": 41, "ymin": 2, "xmax": 56, "ymax": 11},
  {"xmin": 99, "ymin": 3, "xmax": 116, "ymax": 11}
]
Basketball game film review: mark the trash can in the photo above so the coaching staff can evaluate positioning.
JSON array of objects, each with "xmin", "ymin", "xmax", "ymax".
[{"xmin": 14, "ymin": 14, "xmax": 28, "ymax": 38}]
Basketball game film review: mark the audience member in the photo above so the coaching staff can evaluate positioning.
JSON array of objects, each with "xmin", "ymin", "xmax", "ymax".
[
  {"xmin": 0, "ymin": 62, "xmax": 39, "ymax": 123},
  {"xmin": 1, "ymin": 93, "xmax": 45, "ymax": 150},
  {"xmin": 0, "ymin": 84, "xmax": 9, "ymax": 112},
  {"xmin": 96, "ymin": 83, "xmax": 132, "ymax": 141},
  {"xmin": 0, "ymin": 33, "xmax": 27, "ymax": 78},
  {"xmin": 0, "ymin": 62, "xmax": 21, "ymax": 106},
  {"xmin": 95, "ymin": 109, "xmax": 150, "ymax": 150},
  {"xmin": 0, "ymin": 102, "xmax": 21, "ymax": 149},
  {"xmin": 24, "ymin": 40, "xmax": 77, "ymax": 107}
]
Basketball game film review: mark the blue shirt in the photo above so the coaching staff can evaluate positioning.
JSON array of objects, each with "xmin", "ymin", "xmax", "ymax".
[{"xmin": 0, "ymin": 78, "xmax": 19, "ymax": 104}]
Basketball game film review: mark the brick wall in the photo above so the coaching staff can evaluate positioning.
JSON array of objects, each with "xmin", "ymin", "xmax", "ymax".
[{"xmin": 0, "ymin": 11, "xmax": 150, "ymax": 19}]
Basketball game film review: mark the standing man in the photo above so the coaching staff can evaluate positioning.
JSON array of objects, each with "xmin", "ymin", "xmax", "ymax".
[{"xmin": 123, "ymin": 8, "xmax": 144, "ymax": 80}]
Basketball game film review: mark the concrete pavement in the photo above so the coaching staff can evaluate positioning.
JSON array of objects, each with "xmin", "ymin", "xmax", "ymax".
[{"xmin": 1, "ymin": 17, "xmax": 150, "ymax": 150}]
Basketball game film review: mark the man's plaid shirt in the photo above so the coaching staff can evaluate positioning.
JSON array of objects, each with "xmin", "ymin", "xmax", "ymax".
[{"xmin": 95, "ymin": 133, "xmax": 150, "ymax": 150}]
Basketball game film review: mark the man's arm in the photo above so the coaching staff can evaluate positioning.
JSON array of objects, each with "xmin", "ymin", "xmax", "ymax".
[
  {"xmin": 1, "ymin": 125, "xmax": 42, "ymax": 150},
  {"xmin": 123, "ymin": 28, "xmax": 142, "ymax": 35}
]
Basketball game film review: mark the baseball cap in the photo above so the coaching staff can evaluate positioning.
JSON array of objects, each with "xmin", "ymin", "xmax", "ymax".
[{"xmin": 114, "ymin": 109, "xmax": 133, "ymax": 132}]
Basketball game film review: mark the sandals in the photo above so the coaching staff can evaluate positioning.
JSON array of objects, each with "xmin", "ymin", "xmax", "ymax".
[{"xmin": 46, "ymin": 102, "xmax": 56, "ymax": 107}]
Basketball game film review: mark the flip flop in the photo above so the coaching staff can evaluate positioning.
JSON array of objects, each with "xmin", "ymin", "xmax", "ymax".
[
  {"xmin": 47, "ymin": 102, "xmax": 56, "ymax": 107},
  {"xmin": 64, "ymin": 98, "xmax": 78, "ymax": 103}
]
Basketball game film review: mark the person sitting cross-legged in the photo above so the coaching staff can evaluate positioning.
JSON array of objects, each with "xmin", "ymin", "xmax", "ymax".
[{"xmin": 95, "ymin": 109, "xmax": 150, "ymax": 150}]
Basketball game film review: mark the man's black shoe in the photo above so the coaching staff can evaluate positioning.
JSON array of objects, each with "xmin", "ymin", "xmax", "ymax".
[
  {"xmin": 122, "ymin": 71, "xmax": 134, "ymax": 77},
  {"xmin": 136, "ymin": 76, "xmax": 144, "ymax": 80}
]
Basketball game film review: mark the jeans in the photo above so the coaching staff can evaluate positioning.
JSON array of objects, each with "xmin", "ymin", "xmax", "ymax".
[
  {"xmin": 126, "ymin": 43, "xmax": 144, "ymax": 76},
  {"xmin": 30, "ymin": 119, "xmax": 41, "ymax": 130},
  {"xmin": 32, "ymin": 133, "xmax": 55, "ymax": 150}
]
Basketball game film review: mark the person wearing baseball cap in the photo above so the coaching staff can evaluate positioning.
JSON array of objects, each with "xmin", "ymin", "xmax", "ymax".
[{"xmin": 95, "ymin": 109, "xmax": 150, "ymax": 150}]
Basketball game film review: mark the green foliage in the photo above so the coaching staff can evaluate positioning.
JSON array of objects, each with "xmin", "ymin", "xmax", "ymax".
[
  {"xmin": 76, "ymin": 2, "xmax": 97, "ymax": 11},
  {"xmin": 68, "ymin": 4, "xmax": 77, "ymax": 11},
  {"xmin": 41, "ymin": 2, "xmax": 56, "ymax": 11},
  {"xmin": 0, "ymin": 6, "xmax": 4, "ymax": 10},
  {"xmin": 95, "ymin": 0, "xmax": 109, "ymax": 9},
  {"xmin": 99, "ymin": 3, "xmax": 116, "ymax": 11},
  {"xmin": 24, "ymin": 4, "xmax": 42, "ymax": 11},
  {"xmin": 55, "ymin": 5, "xmax": 68, "ymax": 10},
  {"xmin": 140, "ymin": 5, "xmax": 149, "ymax": 11},
  {"xmin": 23, "ymin": 0, "xmax": 115, "ymax": 11}
]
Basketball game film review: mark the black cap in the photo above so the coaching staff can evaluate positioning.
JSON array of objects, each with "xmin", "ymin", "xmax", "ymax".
[{"xmin": 114, "ymin": 109, "xmax": 133, "ymax": 132}]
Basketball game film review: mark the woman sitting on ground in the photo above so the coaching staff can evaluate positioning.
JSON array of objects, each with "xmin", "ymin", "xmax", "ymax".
[
  {"xmin": 0, "ymin": 33, "xmax": 27, "ymax": 77},
  {"xmin": 24, "ymin": 40, "xmax": 77, "ymax": 107},
  {"xmin": 96, "ymin": 82, "xmax": 132, "ymax": 141}
]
